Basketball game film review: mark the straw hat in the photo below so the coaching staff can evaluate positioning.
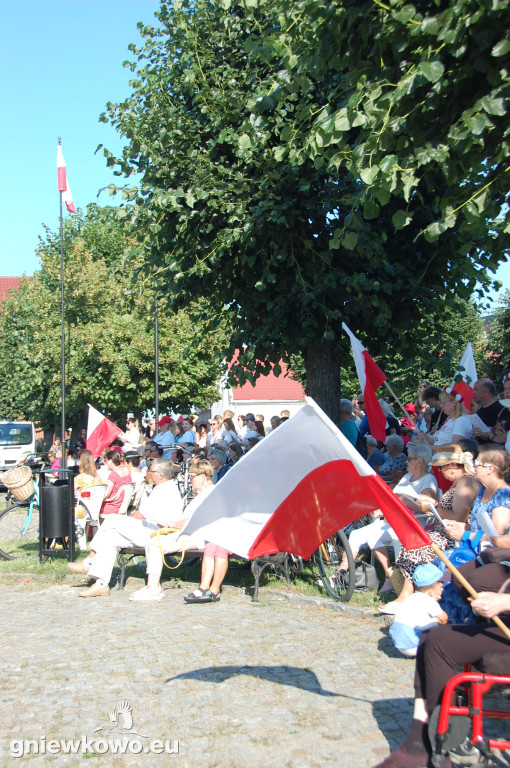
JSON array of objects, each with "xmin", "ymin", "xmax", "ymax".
[{"xmin": 430, "ymin": 443, "xmax": 474, "ymax": 473}]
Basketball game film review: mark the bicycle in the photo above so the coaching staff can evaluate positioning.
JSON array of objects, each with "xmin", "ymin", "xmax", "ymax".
[
  {"xmin": 314, "ymin": 528, "xmax": 356, "ymax": 602},
  {"xmin": 0, "ymin": 455, "xmax": 47, "ymax": 560}
]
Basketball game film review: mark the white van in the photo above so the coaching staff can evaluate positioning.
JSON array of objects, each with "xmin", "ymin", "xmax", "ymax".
[{"xmin": 0, "ymin": 421, "xmax": 36, "ymax": 471}]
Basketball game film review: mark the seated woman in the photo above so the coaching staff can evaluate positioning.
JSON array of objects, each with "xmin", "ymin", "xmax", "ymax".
[
  {"xmin": 74, "ymin": 450, "xmax": 102, "ymax": 496},
  {"xmin": 366, "ymin": 435, "xmax": 385, "ymax": 472},
  {"xmin": 221, "ymin": 417, "xmax": 240, "ymax": 445},
  {"xmin": 442, "ymin": 449, "xmax": 510, "ymax": 548},
  {"xmin": 341, "ymin": 444, "xmax": 437, "ymax": 577},
  {"xmin": 339, "ymin": 399, "xmax": 359, "ymax": 446},
  {"xmin": 373, "ymin": 564, "xmax": 510, "ymax": 768},
  {"xmin": 100, "ymin": 450, "xmax": 132, "ymax": 516},
  {"xmin": 381, "ymin": 444, "xmax": 481, "ymax": 613},
  {"xmin": 119, "ymin": 417, "xmax": 141, "ymax": 452},
  {"xmin": 378, "ymin": 434, "xmax": 407, "ymax": 483}
]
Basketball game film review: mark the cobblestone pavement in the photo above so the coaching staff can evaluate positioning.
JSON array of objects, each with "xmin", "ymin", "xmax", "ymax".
[{"xmin": 1, "ymin": 576, "xmax": 509, "ymax": 768}]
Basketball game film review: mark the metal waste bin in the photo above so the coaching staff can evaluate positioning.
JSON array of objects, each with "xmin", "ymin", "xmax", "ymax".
[{"xmin": 39, "ymin": 469, "xmax": 75, "ymax": 561}]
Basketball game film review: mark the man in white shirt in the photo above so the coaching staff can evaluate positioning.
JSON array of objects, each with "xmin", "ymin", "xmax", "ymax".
[{"xmin": 67, "ymin": 459, "xmax": 183, "ymax": 597}]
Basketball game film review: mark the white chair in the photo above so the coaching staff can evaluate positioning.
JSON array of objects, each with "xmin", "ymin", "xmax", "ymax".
[
  {"xmin": 75, "ymin": 484, "xmax": 108, "ymax": 550},
  {"xmin": 101, "ymin": 482, "xmax": 136, "ymax": 519},
  {"xmin": 129, "ymin": 480, "xmax": 147, "ymax": 514}
]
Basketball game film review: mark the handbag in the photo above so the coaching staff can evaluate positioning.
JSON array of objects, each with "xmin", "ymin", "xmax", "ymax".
[{"xmin": 353, "ymin": 561, "xmax": 379, "ymax": 591}]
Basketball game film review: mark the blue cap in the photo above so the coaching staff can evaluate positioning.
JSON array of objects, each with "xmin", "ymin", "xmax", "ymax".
[{"xmin": 412, "ymin": 563, "xmax": 443, "ymax": 588}]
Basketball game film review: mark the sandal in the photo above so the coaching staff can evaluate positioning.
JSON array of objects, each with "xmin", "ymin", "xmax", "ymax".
[{"xmin": 184, "ymin": 588, "xmax": 220, "ymax": 603}]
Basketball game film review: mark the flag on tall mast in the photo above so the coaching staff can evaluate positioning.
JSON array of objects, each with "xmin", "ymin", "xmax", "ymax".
[{"xmin": 57, "ymin": 140, "xmax": 76, "ymax": 214}]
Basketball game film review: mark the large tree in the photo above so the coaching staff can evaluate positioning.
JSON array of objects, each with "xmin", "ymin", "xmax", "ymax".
[
  {"xmin": 0, "ymin": 206, "xmax": 227, "ymax": 431},
  {"xmin": 102, "ymin": 0, "xmax": 509, "ymax": 424}
]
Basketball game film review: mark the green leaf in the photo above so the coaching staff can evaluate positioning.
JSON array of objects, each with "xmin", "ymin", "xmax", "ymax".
[
  {"xmin": 360, "ymin": 165, "xmax": 379, "ymax": 185},
  {"xmin": 392, "ymin": 210, "xmax": 412, "ymax": 229},
  {"xmin": 491, "ymin": 39, "xmax": 510, "ymax": 57},
  {"xmin": 342, "ymin": 232, "xmax": 358, "ymax": 250},
  {"xmin": 363, "ymin": 200, "xmax": 380, "ymax": 219},
  {"xmin": 420, "ymin": 61, "xmax": 444, "ymax": 83},
  {"xmin": 238, "ymin": 134, "xmax": 252, "ymax": 151}
]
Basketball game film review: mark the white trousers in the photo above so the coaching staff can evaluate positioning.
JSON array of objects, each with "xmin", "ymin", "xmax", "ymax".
[
  {"xmin": 348, "ymin": 518, "xmax": 396, "ymax": 557},
  {"xmin": 145, "ymin": 531, "xmax": 204, "ymax": 578},
  {"xmin": 88, "ymin": 515, "xmax": 153, "ymax": 583}
]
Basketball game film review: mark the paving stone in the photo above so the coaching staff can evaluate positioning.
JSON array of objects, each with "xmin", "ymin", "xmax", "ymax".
[{"xmin": 1, "ymin": 580, "xmax": 508, "ymax": 767}]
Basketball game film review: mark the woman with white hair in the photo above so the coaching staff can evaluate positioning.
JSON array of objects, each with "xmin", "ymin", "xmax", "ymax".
[
  {"xmin": 378, "ymin": 434, "xmax": 407, "ymax": 483},
  {"xmin": 366, "ymin": 435, "xmax": 385, "ymax": 472}
]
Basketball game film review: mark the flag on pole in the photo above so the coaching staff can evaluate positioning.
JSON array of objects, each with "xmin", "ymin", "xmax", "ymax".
[
  {"xmin": 342, "ymin": 323, "xmax": 387, "ymax": 443},
  {"xmin": 86, "ymin": 404, "xmax": 122, "ymax": 458},
  {"xmin": 180, "ymin": 398, "xmax": 431, "ymax": 559},
  {"xmin": 452, "ymin": 342, "xmax": 477, "ymax": 410},
  {"xmin": 57, "ymin": 143, "xmax": 76, "ymax": 214}
]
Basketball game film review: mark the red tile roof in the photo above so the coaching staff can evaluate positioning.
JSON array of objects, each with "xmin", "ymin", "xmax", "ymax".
[
  {"xmin": 0, "ymin": 277, "xmax": 23, "ymax": 308},
  {"xmin": 231, "ymin": 361, "xmax": 305, "ymax": 402}
]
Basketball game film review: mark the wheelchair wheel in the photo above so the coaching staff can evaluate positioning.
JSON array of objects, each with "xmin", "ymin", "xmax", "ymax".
[
  {"xmin": 428, "ymin": 703, "xmax": 472, "ymax": 767},
  {"xmin": 315, "ymin": 529, "xmax": 355, "ymax": 602}
]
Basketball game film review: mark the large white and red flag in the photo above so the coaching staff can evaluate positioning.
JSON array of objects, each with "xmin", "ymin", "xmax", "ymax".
[
  {"xmin": 85, "ymin": 405, "xmax": 122, "ymax": 458},
  {"xmin": 342, "ymin": 323, "xmax": 387, "ymax": 443},
  {"xmin": 452, "ymin": 342, "xmax": 477, "ymax": 410},
  {"xmin": 57, "ymin": 143, "xmax": 77, "ymax": 214},
  {"xmin": 180, "ymin": 398, "xmax": 431, "ymax": 559}
]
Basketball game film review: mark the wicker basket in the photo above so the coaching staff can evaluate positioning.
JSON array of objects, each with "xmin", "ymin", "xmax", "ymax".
[{"xmin": 2, "ymin": 465, "xmax": 34, "ymax": 502}]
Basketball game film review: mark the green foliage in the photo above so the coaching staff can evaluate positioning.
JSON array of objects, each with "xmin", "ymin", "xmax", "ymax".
[
  {"xmin": 0, "ymin": 206, "xmax": 227, "ymax": 430},
  {"xmin": 100, "ymin": 0, "xmax": 508, "ymax": 422},
  {"xmin": 486, "ymin": 289, "xmax": 510, "ymax": 381}
]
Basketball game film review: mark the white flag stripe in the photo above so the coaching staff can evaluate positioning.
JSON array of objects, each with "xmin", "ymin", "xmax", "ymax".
[
  {"xmin": 86, "ymin": 404, "xmax": 105, "ymax": 437},
  {"xmin": 342, "ymin": 322, "xmax": 367, "ymax": 390},
  {"xmin": 180, "ymin": 397, "xmax": 373, "ymax": 558}
]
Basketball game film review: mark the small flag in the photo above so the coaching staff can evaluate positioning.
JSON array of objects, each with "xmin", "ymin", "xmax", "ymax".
[
  {"xmin": 342, "ymin": 323, "xmax": 387, "ymax": 443},
  {"xmin": 180, "ymin": 398, "xmax": 431, "ymax": 559},
  {"xmin": 57, "ymin": 143, "xmax": 76, "ymax": 214},
  {"xmin": 86, "ymin": 404, "xmax": 122, "ymax": 458},
  {"xmin": 452, "ymin": 342, "xmax": 477, "ymax": 410}
]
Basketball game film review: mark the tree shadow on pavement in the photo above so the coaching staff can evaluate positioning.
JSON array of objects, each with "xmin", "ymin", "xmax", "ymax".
[{"xmin": 166, "ymin": 665, "xmax": 341, "ymax": 696}]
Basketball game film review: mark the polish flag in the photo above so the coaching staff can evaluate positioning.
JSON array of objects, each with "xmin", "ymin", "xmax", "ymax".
[
  {"xmin": 342, "ymin": 323, "xmax": 387, "ymax": 443},
  {"xmin": 85, "ymin": 404, "xmax": 122, "ymax": 459},
  {"xmin": 180, "ymin": 398, "xmax": 431, "ymax": 559},
  {"xmin": 57, "ymin": 144, "xmax": 77, "ymax": 214},
  {"xmin": 452, "ymin": 342, "xmax": 477, "ymax": 410}
]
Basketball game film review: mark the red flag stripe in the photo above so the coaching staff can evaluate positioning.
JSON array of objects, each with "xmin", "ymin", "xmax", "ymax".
[{"xmin": 248, "ymin": 460, "xmax": 431, "ymax": 559}]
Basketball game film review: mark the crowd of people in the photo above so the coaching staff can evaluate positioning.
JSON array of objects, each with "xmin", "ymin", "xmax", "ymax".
[
  {"xmin": 66, "ymin": 408, "xmax": 291, "ymax": 600},
  {"xmin": 59, "ymin": 374, "xmax": 510, "ymax": 766}
]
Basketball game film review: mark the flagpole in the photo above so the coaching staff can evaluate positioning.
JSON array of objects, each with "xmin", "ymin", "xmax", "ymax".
[
  {"xmin": 154, "ymin": 289, "xmax": 159, "ymax": 433},
  {"xmin": 383, "ymin": 381, "xmax": 416, "ymax": 427},
  {"xmin": 431, "ymin": 543, "xmax": 510, "ymax": 641},
  {"xmin": 58, "ymin": 136, "xmax": 67, "ymax": 469}
]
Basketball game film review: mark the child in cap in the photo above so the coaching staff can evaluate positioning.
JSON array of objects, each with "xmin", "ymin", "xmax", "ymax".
[{"xmin": 389, "ymin": 564, "xmax": 448, "ymax": 658}]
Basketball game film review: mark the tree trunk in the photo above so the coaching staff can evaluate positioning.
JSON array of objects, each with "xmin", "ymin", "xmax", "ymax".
[{"xmin": 305, "ymin": 341, "xmax": 342, "ymax": 426}]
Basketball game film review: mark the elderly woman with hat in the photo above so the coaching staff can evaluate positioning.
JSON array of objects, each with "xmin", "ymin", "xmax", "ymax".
[{"xmin": 380, "ymin": 444, "xmax": 481, "ymax": 614}]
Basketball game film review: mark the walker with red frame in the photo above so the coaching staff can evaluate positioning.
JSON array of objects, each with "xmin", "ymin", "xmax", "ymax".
[{"xmin": 429, "ymin": 662, "xmax": 510, "ymax": 766}]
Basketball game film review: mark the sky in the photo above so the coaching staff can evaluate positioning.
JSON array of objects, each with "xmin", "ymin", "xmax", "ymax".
[{"xmin": 0, "ymin": 1, "xmax": 508, "ymax": 309}]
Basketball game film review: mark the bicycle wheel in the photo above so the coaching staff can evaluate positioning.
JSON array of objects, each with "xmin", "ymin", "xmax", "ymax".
[
  {"xmin": 315, "ymin": 529, "xmax": 355, "ymax": 602},
  {"xmin": 0, "ymin": 501, "xmax": 40, "ymax": 559}
]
